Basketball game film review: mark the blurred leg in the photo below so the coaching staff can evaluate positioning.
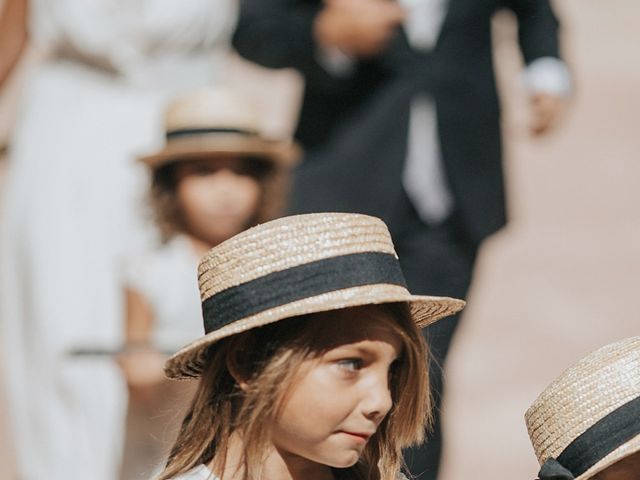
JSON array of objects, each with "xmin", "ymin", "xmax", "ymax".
[
  {"xmin": 120, "ymin": 380, "xmax": 196, "ymax": 480},
  {"xmin": 391, "ymin": 191, "xmax": 477, "ymax": 479}
]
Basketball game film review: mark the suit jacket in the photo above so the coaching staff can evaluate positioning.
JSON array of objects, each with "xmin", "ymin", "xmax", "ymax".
[{"xmin": 233, "ymin": 0, "xmax": 562, "ymax": 244}]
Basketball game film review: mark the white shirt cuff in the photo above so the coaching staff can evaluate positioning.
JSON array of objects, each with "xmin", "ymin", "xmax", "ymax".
[
  {"xmin": 522, "ymin": 57, "xmax": 572, "ymax": 96},
  {"xmin": 315, "ymin": 46, "xmax": 356, "ymax": 77}
]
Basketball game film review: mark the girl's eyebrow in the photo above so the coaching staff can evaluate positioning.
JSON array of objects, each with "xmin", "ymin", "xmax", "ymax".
[{"xmin": 331, "ymin": 344, "xmax": 401, "ymax": 361}]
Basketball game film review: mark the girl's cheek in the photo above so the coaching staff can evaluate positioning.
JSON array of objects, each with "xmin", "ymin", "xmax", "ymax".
[
  {"xmin": 237, "ymin": 178, "xmax": 261, "ymax": 206},
  {"xmin": 306, "ymin": 363, "xmax": 343, "ymax": 389}
]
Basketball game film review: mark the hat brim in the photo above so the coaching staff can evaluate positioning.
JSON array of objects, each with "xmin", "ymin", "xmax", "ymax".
[
  {"xmin": 164, "ymin": 283, "xmax": 465, "ymax": 379},
  {"xmin": 140, "ymin": 134, "xmax": 300, "ymax": 169},
  {"xmin": 574, "ymin": 432, "xmax": 640, "ymax": 480}
]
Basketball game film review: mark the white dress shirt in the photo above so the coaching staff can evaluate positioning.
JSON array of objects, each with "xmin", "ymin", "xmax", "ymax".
[{"xmin": 318, "ymin": 0, "xmax": 571, "ymax": 224}]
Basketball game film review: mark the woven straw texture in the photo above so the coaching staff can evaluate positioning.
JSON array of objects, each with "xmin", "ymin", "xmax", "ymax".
[
  {"xmin": 141, "ymin": 134, "xmax": 299, "ymax": 168},
  {"xmin": 165, "ymin": 213, "xmax": 465, "ymax": 379},
  {"xmin": 525, "ymin": 336, "xmax": 640, "ymax": 480},
  {"xmin": 163, "ymin": 87, "xmax": 260, "ymax": 133},
  {"xmin": 198, "ymin": 212, "xmax": 397, "ymax": 300},
  {"xmin": 139, "ymin": 86, "xmax": 299, "ymax": 168}
]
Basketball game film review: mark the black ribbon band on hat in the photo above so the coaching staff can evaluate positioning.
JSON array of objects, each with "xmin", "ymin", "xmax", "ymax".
[
  {"xmin": 166, "ymin": 127, "xmax": 258, "ymax": 140},
  {"xmin": 202, "ymin": 252, "xmax": 407, "ymax": 334},
  {"xmin": 537, "ymin": 458, "xmax": 575, "ymax": 480},
  {"xmin": 538, "ymin": 394, "xmax": 640, "ymax": 480}
]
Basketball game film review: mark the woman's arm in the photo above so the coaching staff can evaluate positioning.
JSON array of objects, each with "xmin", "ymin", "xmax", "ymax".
[{"xmin": 0, "ymin": 0, "xmax": 28, "ymax": 89}]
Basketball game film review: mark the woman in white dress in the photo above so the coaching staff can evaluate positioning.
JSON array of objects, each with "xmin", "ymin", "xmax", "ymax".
[{"xmin": 0, "ymin": 1, "xmax": 237, "ymax": 479}]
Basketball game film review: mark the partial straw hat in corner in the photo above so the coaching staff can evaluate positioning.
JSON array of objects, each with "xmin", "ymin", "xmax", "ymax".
[
  {"xmin": 140, "ymin": 86, "xmax": 300, "ymax": 169},
  {"xmin": 525, "ymin": 336, "xmax": 640, "ymax": 480},
  {"xmin": 164, "ymin": 212, "xmax": 465, "ymax": 379}
]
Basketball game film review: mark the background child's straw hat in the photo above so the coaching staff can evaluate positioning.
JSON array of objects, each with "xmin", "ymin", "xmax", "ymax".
[
  {"xmin": 140, "ymin": 86, "xmax": 299, "ymax": 168},
  {"xmin": 165, "ymin": 212, "xmax": 465, "ymax": 379},
  {"xmin": 525, "ymin": 336, "xmax": 640, "ymax": 480}
]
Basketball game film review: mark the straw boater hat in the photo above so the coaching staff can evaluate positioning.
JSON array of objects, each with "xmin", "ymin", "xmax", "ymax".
[
  {"xmin": 525, "ymin": 336, "xmax": 640, "ymax": 480},
  {"xmin": 140, "ymin": 87, "xmax": 299, "ymax": 168},
  {"xmin": 165, "ymin": 212, "xmax": 465, "ymax": 379}
]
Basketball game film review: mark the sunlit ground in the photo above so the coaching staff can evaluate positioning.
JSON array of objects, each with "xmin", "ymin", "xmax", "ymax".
[{"xmin": 441, "ymin": 1, "xmax": 640, "ymax": 478}]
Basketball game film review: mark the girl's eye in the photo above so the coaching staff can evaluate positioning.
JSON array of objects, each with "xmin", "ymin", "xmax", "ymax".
[
  {"xmin": 179, "ymin": 165, "xmax": 215, "ymax": 177},
  {"xmin": 337, "ymin": 358, "xmax": 363, "ymax": 372},
  {"xmin": 194, "ymin": 166, "xmax": 218, "ymax": 176}
]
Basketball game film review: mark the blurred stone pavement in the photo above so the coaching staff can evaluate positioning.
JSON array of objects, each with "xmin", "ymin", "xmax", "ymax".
[{"xmin": 440, "ymin": 1, "xmax": 640, "ymax": 478}]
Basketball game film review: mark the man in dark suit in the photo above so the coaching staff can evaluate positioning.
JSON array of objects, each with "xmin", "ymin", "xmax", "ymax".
[{"xmin": 233, "ymin": 0, "xmax": 569, "ymax": 477}]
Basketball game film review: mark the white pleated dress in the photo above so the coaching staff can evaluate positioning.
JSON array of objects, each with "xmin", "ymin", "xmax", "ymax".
[{"xmin": 0, "ymin": 1, "xmax": 236, "ymax": 479}]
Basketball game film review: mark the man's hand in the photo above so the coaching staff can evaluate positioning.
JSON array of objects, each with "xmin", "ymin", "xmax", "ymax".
[
  {"xmin": 314, "ymin": 0, "xmax": 405, "ymax": 58},
  {"xmin": 529, "ymin": 92, "xmax": 567, "ymax": 136}
]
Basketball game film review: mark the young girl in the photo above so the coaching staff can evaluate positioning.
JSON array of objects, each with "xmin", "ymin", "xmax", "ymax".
[
  {"xmin": 157, "ymin": 212, "xmax": 465, "ymax": 480},
  {"xmin": 118, "ymin": 87, "xmax": 297, "ymax": 476},
  {"xmin": 526, "ymin": 336, "xmax": 640, "ymax": 480}
]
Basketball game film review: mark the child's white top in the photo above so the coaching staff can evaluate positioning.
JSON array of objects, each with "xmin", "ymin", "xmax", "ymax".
[
  {"xmin": 124, "ymin": 235, "xmax": 203, "ymax": 351},
  {"xmin": 168, "ymin": 464, "xmax": 217, "ymax": 479}
]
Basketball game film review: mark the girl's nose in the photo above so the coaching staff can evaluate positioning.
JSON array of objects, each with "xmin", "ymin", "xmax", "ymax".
[
  {"xmin": 213, "ymin": 168, "xmax": 238, "ymax": 179},
  {"xmin": 211, "ymin": 169, "xmax": 243, "ymax": 190},
  {"xmin": 362, "ymin": 374, "xmax": 393, "ymax": 422}
]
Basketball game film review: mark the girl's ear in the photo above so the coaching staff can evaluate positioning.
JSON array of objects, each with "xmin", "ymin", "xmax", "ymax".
[{"xmin": 226, "ymin": 346, "xmax": 251, "ymax": 391}]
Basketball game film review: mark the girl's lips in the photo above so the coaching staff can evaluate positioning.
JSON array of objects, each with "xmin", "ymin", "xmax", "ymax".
[{"xmin": 339, "ymin": 431, "xmax": 373, "ymax": 443}]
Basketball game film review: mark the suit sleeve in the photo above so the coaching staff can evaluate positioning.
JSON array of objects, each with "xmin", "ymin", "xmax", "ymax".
[
  {"xmin": 503, "ymin": 0, "xmax": 562, "ymax": 63},
  {"xmin": 233, "ymin": 0, "xmax": 354, "ymax": 85}
]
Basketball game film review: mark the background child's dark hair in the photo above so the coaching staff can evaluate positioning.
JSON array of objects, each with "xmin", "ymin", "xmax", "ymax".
[
  {"xmin": 150, "ymin": 155, "xmax": 288, "ymax": 241},
  {"xmin": 158, "ymin": 303, "xmax": 431, "ymax": 480}
]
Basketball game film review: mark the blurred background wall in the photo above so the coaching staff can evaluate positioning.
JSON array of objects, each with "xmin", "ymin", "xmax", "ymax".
[{"xmin": 1, "ymin": 0, "xmax": 638, "ymax": 478}]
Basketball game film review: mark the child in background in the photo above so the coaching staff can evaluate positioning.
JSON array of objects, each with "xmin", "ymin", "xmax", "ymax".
[
  {"xmin": 117, "ymin": 87, "xmax": 297, "ymax": 478},
  {"xmin": 157, "ymin": 212, "xmax": 466, "ymax": 480},
  {"xmin": 525, "ymin": 336, "xmax": 640, "ymax": 480}
]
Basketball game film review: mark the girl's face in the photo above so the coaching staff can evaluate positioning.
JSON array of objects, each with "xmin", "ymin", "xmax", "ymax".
[
  {"xmin": 175, "ymin": 156, "xmax": 263, "ymax": 246},
  {"xmin": 271, "ymin": 306, "xmax": 403, "ymax": 470}
]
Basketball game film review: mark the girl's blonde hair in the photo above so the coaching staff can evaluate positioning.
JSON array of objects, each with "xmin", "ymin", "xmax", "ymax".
[
  {"xmin": 158, "ymin": 303, "xmax": 431, "ymax": 480},
  {"xmin": 150, "ymin": 156, "xmax": 289, "ymax": 241}
]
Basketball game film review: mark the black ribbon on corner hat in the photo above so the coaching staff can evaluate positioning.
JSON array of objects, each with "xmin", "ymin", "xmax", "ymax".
[
  {"xmin": 537, "ymin": 458, "xmax": 575, "ymax": 480},
  {"xmin": 537, "ymin": 395, "xmax": 640, "ymax": 480},
  {"xmin": 201, "ymin": 252, "xmax": 407, "ymax": 334}
]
